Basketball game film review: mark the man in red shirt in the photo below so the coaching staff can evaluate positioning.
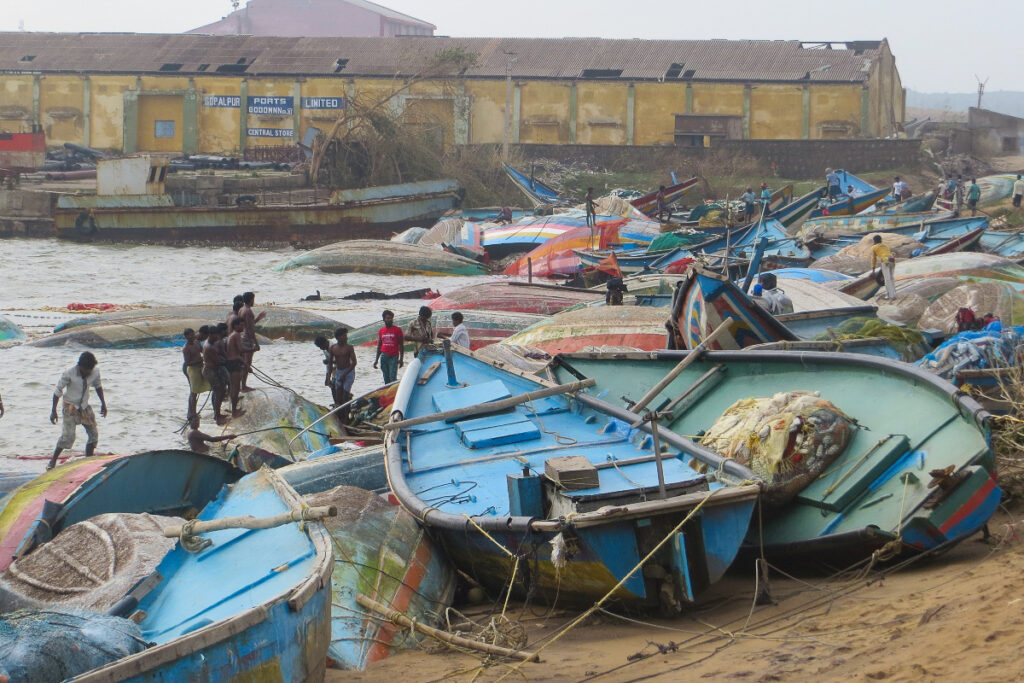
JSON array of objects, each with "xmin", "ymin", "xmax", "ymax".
[{"xmin": 373, "ymin": 310, "xmax": 404, "ymax": 384}]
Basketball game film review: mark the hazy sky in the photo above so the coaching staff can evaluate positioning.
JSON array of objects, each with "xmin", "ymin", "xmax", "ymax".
[{"xmin": 1, "ymin": 0, "xmax": 1013, "ymax": 93}]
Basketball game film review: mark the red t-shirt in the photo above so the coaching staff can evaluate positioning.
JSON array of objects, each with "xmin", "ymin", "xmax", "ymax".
[{"xmin": 378, "ymin": 325, "xmax": 404, "ymax": 357}]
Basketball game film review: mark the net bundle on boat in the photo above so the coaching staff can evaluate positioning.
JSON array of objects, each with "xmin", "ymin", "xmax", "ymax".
[
  {"xmin": 699, "ymin": 391, "xmax": 856, "ymax": 505},
  {"xmin": 917, "ymin": 282, "xmax": 1022, "ymax": 333},
  {"xmin": 917, "ymin": 324, "xmax": 1024, "ymax": 380},
  {"xmin": 814, "ymin": 316, "xmax": 929, "ymax": 361}
]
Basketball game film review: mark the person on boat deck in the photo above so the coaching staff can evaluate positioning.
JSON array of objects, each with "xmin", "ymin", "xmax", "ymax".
[
  {"xmin": 825, "ymin": 168, "xmax": 841, "ymax": 200},
  {"xmin": 202, "ymin": 326, "xmax": 228, "ymax": 425},
  {"xmin": 374, "ymin": 310, "xmax": 404, "ymax": 384},
  {"xmin": 740, "ymin": 187, "xmax": 757, "ymax": 222},
  {"xmin": 497, "ymin": 206, "xmax": 513, "ymax": 223},
  {"xmin": 1012, "ymin": 174, "xmax": 1023, "ymax": 208},
  {"xmin": 759, "ymin": 183, "xmax": 772, "ymax": 213},
  {"xmin": 438, "ymin": 311, "xmax": 470, "ymax": 348},
  {"xmin": 48, "ymin": 352, "xmax": 106, "ymax": 470},
  {"xmin": 239, "ymin": 291, "xmax": 266, "ymax": 392},
  {"xmin": 225, "ymin": 318, "xmax": 247, "ymax": 419},
  {"xmin": 186, "ymin": 414, "xmax": 237, "ymax": 454},
  {"xmin": 871, "ymin": 234, "xmax": 897, "ymax": 299},
  {"xmin": 182, "ymin": 328, "xmax": 210, "ymax": 419},
  {"xmin": 605, "ymin": 277, "xmax": 628, "ymax": 306},
  {"xmin": 757, "ymin": 273, "xmax": 794, "ymax": 315},
  {"xmin": 967, "ymin": 179, "xmax": 981, "ymax": 216},
  {"xmin": 406, "ymin": 306, "xmax": 435, "ymax": 358},
  {"xmin": 585, "ymin": 187, "xmax": 597, "ymax": 231},
  {"xmin": 656, "ymin": 185, "xmax": 670, "ymax": 222},
  {"xmin": 845, "ymin": 184, "xmax": 861, "ymax": 199},
  {"xmin": 327, "ymin": 327, "xmax": 356, "ymax": 410},
  {"xmin": 816, "ymin": 190, "xmax": 831, "ymax": 215},
  {"xmin": 892, "ymin": 176, "xmax": 910, "ymax": 201}
]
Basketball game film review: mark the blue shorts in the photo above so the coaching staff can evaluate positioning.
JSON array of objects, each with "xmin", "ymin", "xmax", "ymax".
[{"xmin": 332, "ymin": 368, "xmax": 355, "ymax": 393}]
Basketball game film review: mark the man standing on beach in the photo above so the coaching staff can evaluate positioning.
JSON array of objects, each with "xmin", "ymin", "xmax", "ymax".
[
  {"xmin": 225, "ymin": 318, "xmax": 247, "ymax": 419},
  {"xmin": 239, "ymin": 291, "xmax": 266, "ymax": 392},
  {"xmin": 182, "ymin": 328, "xmax": 209, "ymax": 419},
  {"xmin": 48, "ymin": 352, "xmax": 106, "ymax": 470},
  {"xmin": 327, "ymin": 327, "xmax": 357, "ymax": 409},
  {"xmin": 373, "ymin": 310, "xmax": 404, "ymax": 384},
  {"xmin": 967, "ymin": 179, "xmax": 981, "ymax": 216},
  {"xmin": 1012, "ymin": 175, "xmax": 1023, "ymax": 209},
  {"xmin": 407, "ymin": 306, "xmax": 435, "ymax": 358},
  {"xmin": 203, "ymin": 326, "xmax": 228, "ymax": 425},
  {"xmin": 871, "ymin": 234, "xmax": 897, "ymax": 299}
]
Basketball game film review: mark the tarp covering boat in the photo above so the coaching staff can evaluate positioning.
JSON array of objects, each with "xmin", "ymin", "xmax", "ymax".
[
  {"xmin": 347, "ymin": 309, "xmax": 547, "ymax": 350},
  {"xmin": 429, "ymin": 281, "xmax": 602, "ymax": 315},
  {"xmin": 503, "ymin": 219, "xmax": 662, "ymax": 278},
  {"xmin": 481, "ymin": 214, "xmax": 626, "ymax": 259},
  {"xmin": 272, "ymin": 239, "xmax": 489, "ymax": 276},
  {"xmin": 501, "ymin": 305, "xmax": 669, "ymax": 353}
]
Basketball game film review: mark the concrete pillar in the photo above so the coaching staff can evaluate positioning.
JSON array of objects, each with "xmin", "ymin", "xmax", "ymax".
[
  {"xmin": 861, "ymin": 86, "xmax": 871, "ymax": 137},
  {"xmin": 32, "ymin": 75, "xmax": 40, "ymax": 128},
  {"xmin": 626, "ymin": 83, "xmax": 635, "ymax": 145},
  {"xmin": 82, "ymin": 76, "xmax": 91, "ymax": 147},
  {"xmin": 122, "ymin": 90, "xmax": 138, "ymax": 154},
  {"xmin": 292, "ymin": 80, "xmax": 302, "ymax": 138},
  {"xmin": 742, "ymin": 85, "xmax": 751, "ymax": 139},
  {"xmin": 512, "ymin": 83, "xmax": 521, "ymax": 143},
  {"xmin": 453, "ymin": 82, "xmax": 469, "ymax": 145},
  {"xmin": 346, "ymin": 80, "xmax": 356, "ymax": 132},
  {"xmin": 569, "ymin": 83, "xmax": 577, "ymax": 144},
  {"xmin": 238, "ymin": 79, "xmax": 248, "ymax": 154},
  {"xmin": 801, "ymin": 85, "xmax": 810, "ymax": 139},
  {"xmin": 183, "ymin": 79, "xmax": 198, "ymax": 155},
  {"xmin": 685, "ymin": 83, "xmax": 693, "ymax": 113}
]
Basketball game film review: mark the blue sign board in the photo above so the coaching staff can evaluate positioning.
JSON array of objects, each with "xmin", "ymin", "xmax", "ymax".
[
  {"xmin": 247, "ymin": 127, "xmax": 295, "ymax": 138},
  {"xmin": 203, "ymin": 95, "xmax": 241, "ymax": 108},
  {"xmin": 301, "ymin": 97, "xmax": 345, "ymax": 110},
  {"xmin": 247, "ymin": 96, "xmax": 294, "ymax": 116}
]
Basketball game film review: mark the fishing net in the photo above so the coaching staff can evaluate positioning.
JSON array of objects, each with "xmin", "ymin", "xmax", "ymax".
[
  {"xmin": 699, "ymin": 391, "xmax": 856, "ymax": 506},
  {"xmin": 648, "ymin": 230, "xmax": 712, "ymax": 252},
  {"xmin": 391, "ymin": 226, "xmax": 429, "ymax": 244},
  {"xmin": 917, "ymin": 324, "xmax": 1024, "ymax": 380},
  {"xmin": 917, "ymin": 282, "xmax": 1022, "ymax": 334},
  {"xmin": 809, "ymin": 252, "xmax": 870, "ymax": 275},
  {"xmin": 870, "ymin": 293, "xmax": 931, "ymax": 327},
  {"xmin": 813, "ymin": 316, "xmax": 928, "ymax": 362},
  {"xmin": 835, "ymin": 233, "xmax": 925, "ymax": 259},
  {"xmin": 473, "ymin": 343, "xmax": 552, "ymax": 375},
  {"xmin": 0, "ymin": 513, "xmax": 180, "ymax": 614},
  {"xmin": 0, "ymin": 608, "xmax": 146, "ymax": 681}
]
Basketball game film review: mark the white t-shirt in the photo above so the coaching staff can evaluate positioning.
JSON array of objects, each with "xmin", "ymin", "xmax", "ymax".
[
  {"xmin": 450, "ymin": 323, "xmax": 470, "ymax": 348},
  {"xmin": 54, "ymin": 365, "xmax": 102, "ymax": 409},
  {"xmin": 1014, "ymin": 179, "xmax": 1024, "ymax": 196}
]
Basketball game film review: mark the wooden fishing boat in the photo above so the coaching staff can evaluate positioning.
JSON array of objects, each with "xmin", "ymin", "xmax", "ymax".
[
  {"xmin": 0, "ymin": 314, "xmax": 25, "ymax": 347},
  {"xmin": 273, "ymin": 239, "xmax": 489, "ymax": 276},
  {"xmin": 502, "ymin": 218, "xmax": 662, "ymax": 278},
  {"xmin": 807, "ymin": 187, "xmax": 898, "ymax": 220},
  {"xmin": 630, "ymin": 177, "xmax": 700, "ymax": 216},
  {"xmin": 550, "ymin": 350, "xmax": 999, "ymax": 564},
  {"xmin": 480, "ymin": 215, "xmax": 589, "ymax": 259},
  {"xmin": 667, "ymin": 266, "xmax": 896, "ymax": 357},
  {"xmin": 429, "ymin": 280, "xmax": 602, "ymax": 315},
  {"xmin": 978, "ymin": 230, "xmax": 1024, "ymax": 262},
  {"xmin": 800, "ymin": 210, "xmax": 955, "ymax": 240},
  {"xmin": 768, "ymin": 185, "xmax": 823, "ymax": 228},
  {"xmin": 573, "ymin": 245, "xmax": 688, "ymax": 274},
  {"xmin": 872, "ymin": 191, "xmax": 937, "ymax": 214},
  {"xmin": 805, "ymin": 217, "xmax": 989, "ymax": 262},
  {"xmin": 501, "ymin": 305, "xmax": 670, "ymax": 353},
  {"xmin": 347, "ymin": 309, "xmax": 548, "ymax": 351},
  {"xmin": 0, "ymin": 451, "xmax": 237, "ymax": 571},
  {"xmin": 73, "ymin": 466, "xmax": 333, "ymax": 681},
  {"xmin": 385, "ymin": 346, "xmax": 760, "ymax": 610},
  {"xmin": 503, "ymin": 163, "xmax": 565, "ymax": 206}
]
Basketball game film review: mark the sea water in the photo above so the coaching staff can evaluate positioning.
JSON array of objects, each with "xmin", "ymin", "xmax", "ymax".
[{"xmin": 0, "ymin": 238, "xmax": 498, "ymax": 473}]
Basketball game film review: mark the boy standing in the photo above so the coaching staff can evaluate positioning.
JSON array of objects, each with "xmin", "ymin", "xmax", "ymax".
[
  {"xmin": 203, "ymin": 326, "xmax": 228, "ymax": 425},
  {"xmin": 327, "ymin": 327, "xmax": 357, "ymax": 408},
  {"xmin": 374, "ymin": 310, "xmax": 404, "ymax": 384},
  {"xmin": 225, "ymin": 318, "xmax": 247, "ymax": 419},
  {"xmin": 239, "ymin": 291, "xmax": 266, "ymax": 392},
  {"xmin": 48, "ymin": 352, "xmax": 107, "ymax": 470},
  {"xmin": 182, "ymin": 328, "xmax": 209, "ymax": 419}
]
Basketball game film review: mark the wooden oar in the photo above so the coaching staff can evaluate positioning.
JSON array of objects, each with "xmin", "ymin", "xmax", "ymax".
[{"xmin": 162, "ymin": 505, "xmax": 336, "ymax": 538}]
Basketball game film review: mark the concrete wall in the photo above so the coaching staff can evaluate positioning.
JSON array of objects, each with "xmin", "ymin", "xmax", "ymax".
[
  {"xmin": 486, "ymin": 139, "xmax": 923, "ymax": 179},
  {"xmin": 0, "ymin": 67, "xmax": 906, "ymax": 155},
  {"xmin": 969, "ymin": 107, "xmax": 1024, "ymax": 157}
]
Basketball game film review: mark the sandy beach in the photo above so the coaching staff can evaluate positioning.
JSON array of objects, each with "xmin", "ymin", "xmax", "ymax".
[{"xmin": 337, "ymin": 507, "xmax": 1024, "ymax": 682}]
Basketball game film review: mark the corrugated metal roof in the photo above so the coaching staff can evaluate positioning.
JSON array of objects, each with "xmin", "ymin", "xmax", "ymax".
[
  {"xmin": 188, "ymin": 0, "xmax": 436, "ymax": 37},
  {"xmin": 0, "ymin": 33, "xmax": 884, "ymax": 83}
]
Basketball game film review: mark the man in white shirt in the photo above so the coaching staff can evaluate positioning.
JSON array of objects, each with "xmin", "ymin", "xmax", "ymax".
[
  {"xmin": 48, "ymin": 352, "xmax": 107, "ymax": 470},
  {"xmin": 447, "ymin": 311, "xmax": 471, "ymax": 348},
  {"xmin": 1013, "ymin": 174, "xmax": 1023, "ymax": 208}
]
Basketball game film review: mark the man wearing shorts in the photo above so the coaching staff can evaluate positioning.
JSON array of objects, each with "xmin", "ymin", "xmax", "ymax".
[
  {"xmin": 225, "ymin": 317, "xmax": 247, "ymax": 418},
  {"xmin": 239, "ymin": 291, "xmax": 266, "ymax": 392},
  {"xmin": 327, "ymin": 328, "xmax": 357, "ymax": 411},
  {"xmin": 182, "ymin": 328, "xmax": 209, "ymax": 419},
  {"xmin": 203, "ymin": 326, "xmax": 228, "ymax": 425},
  {"xmin": 48, "ymin": 352, "xmax": 107, "ymax": 470}
]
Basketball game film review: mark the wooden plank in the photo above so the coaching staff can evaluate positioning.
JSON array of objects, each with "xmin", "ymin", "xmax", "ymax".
[{"xmin": 417, "ymin": 361, "xmax": 441, "ymax": 385}]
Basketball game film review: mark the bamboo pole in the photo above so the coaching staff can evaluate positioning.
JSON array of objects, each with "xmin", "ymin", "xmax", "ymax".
[
  {"xmin": 383, "ymin": 379, "xmax": 595, "ymax": 431},
  {"xmin": 162, "ymin": 505, "xmax": 336, "ymax": 538},
  {"xmin": 355, "ymin": 593, "xmax": 541, "ymax": 662}
]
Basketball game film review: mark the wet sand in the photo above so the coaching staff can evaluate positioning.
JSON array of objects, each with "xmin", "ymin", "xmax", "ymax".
[{"xmin": 335, "ymin": 509, "xmax": 1024, "ymax": 682}]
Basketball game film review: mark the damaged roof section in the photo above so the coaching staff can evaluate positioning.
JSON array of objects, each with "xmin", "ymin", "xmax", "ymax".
[{"xmin": 0, "ymin": 33, "xmax": 887, "ymax": 83}]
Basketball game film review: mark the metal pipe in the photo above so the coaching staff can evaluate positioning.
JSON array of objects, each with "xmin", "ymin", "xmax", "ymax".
[{"xmin": 443, "ymin": 338, "xmax": 458, "ymax": 387}]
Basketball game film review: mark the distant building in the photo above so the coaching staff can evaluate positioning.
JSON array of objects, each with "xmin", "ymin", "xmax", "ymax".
[
  {"xmin": 0, "ymin": 34, "xmax": 904, "ymax": 155},
  {"xmin": 968, "ymin": 107, "xmax": 1024, "ymax": 157},
  {"xmin": 189, "ymin": 0, "xmax": 435, "ymax": 37}
]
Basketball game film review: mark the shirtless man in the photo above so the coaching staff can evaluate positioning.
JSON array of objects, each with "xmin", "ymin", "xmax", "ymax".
[
  {"xmin": 225, "ymin": 317, "xmax": 247, "ymax": 418},
  {"xmin": 239, "ymin": 291, "xmax": 266, "ymax": 392},
  {"xmin": 185, "ymin": 414, "xmax": 237, "ymax": 454},
  {"xmin": 226, "ymin": 295, "xmax": 243, "ymax": 332},
  {"xmin": 181, "ymin": 328, "xmax": 209, "ymax": 419},
  {"xmin": 327, "ymin": 328, "xmax": 357, "ymax": 413},
  {"xmin": 202, "ymin": 326, "xmax": 228, "ymax": 425}
]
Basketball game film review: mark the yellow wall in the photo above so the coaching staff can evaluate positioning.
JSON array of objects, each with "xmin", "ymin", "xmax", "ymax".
[
  {"xmin": 750, "ymin": 85, "xmax": 803, "ymax": 139},
  {"xmin": 466, "ymin": 80, "xmax": 507, "ymax": 144},
  {"xmin": 517, "ymin": 81, "xmax": 570, "ymax": 144},
  {"xmin": 195, "ymin": 77, "xmax": 241, "ymax": 154},
  {"xmin": 136, "ymin": 94, "xmax": 183, "ymax": 152},
  {"xmin": 576, "ymin": 82, "xmax": 628, "ymax": 145},
  {"xmin": 0, "ymin": 76, "xmax": 33, "ymax": 131},
  {"xmin": 39, "ymin": 75, "xmax": 84, "ymax": 145},
  {"xmin": 808, "ymin": 85, "xmax": 861, "ymax": 138},
  {"xmin": 633, "ymin": 82, "xmax": 686, "ymax": 145},
  {"xmin": 91, "ymin": 76, "xmax": 133, "ymax": 149},
  {"xmin": 691, "ymin": 83, "xmax": 745, "ymax": 116}
]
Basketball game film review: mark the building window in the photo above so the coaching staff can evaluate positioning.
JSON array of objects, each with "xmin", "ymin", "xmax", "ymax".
[
  {"xmin": 155, "ymin": 121, "xmax": 175, "ymax": 139},
  {"xmin": 1003, "ymin": 137, "xmax": 1020, "ymax": 153}
]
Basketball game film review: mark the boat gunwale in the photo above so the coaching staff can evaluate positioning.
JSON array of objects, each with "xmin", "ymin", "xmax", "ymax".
[{"xmin": 71, "ymin": 467, "xmax": 334, "ymax": 682}]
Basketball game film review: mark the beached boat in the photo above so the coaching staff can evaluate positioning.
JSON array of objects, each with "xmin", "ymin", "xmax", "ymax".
[
  {"xmin": 272, "ymin": 239, "xmax": 488, "ymax": 276},
  {"xmin": 807, "ymin": 187, "xmax": 894, "ymax": 220},
  {"xmin": 503, "ymin": 219, "xmax": 662, "ymax": 278},
  {"xmin": 551, "ymin": 350, "xmax": 999, "ymax": 563},
  {"xmin": 501, "ymin": 305, "xmax": 670, "ymax": 353},
  {"xmin": 0, "ymin": 314, "xmax": 25, "ymax": 347},
  {"xmin": 573, "ymin": 245, "xmax": 688, "ymax": 274},
  {"xmin": 978, "ymin": 230, "xmax": 1024, "ymax": 262},
  {"xmin": 430, "ymin": 281, "xmax": 603, "ymax": 315},
  {"xmin": 73, "ymin": 466, "xmax": 333, "ymax": 681},
  {"xmin": 769, "ymin": 185, "xmax": 823, "ymax": 228},
  {"xmin": 347, "ymin": 309, "xmax": 548, "ymax": 351},
  {"xmin": 630, "ymin": 177, "xmax": 700, "ymax": 216},
  {"xmin": 806, "ymin": 217, "xmax": 988, "ymax": 262},
  {"xmin": 56, "ymin": 158, "xmax": 462, "ymax": 246},
  {"xmin": 0, "ymin": 451, "xmax": 237, "ymax": 571},
  {"xmin": 481, "ymin": 214, "xmax": 634, "ymax": 260},
  {"xmin": 385, "ymin": 346, "xmax": 759, "ymax": 609},
  {"xmin": 872, "ymin": 191, "xmax": 937, "ymax": 214},
  {"xmin": 503, "ymin": 163, "xmax": 565, "ymax": 206}
]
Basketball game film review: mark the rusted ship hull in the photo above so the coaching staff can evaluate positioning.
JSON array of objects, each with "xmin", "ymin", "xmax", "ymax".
[{"xmin": 55, "ymin": 179, "xmax": 462, "ymax": 245}]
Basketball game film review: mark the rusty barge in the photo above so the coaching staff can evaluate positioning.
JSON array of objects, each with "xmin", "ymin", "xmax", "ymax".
[{"xmin": 55, "ymin": 157, "xmax": 462, "ymax": 245}]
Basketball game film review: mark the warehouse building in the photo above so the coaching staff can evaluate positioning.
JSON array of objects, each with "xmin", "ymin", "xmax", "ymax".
[{"xmin": 0, "ymin": 34, "xmax": 904, "ymax": 155}]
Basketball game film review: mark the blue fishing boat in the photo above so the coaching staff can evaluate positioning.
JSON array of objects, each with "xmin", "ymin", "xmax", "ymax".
[
  {"xmin": 768, "ymin": 185, "xmax": 823, "ymax": 228},
  {"xmin": 0, "ymin": 314, "xmax": 25, "ymax": 347},
  {"xmin": 75, "ymin": 466, "xmax": 333, "ymax": 681},
  {"xmin": 806, "ymin": 216, "xmax": 989, "ymax": 261},
  {"xmin": 800, "ymin": 210, "xmax": 956, "ymax": 239},
  {"xmin": 701, "ymin": 219, "xmax": 811, "ymax": 269},
  {"xmin": 872, "ymin": 191, "xmax": 937, "ymax": 214},
  {"xmin": 503, "ymin": 163, "xmax": 565, "ymax": 206},
  {"xmin": 551, "ymin": 350, "xmax": 999, "ymax": 565},
  {"xmin": 385, "ymin": 346, "xmax": 760, "ymax": 611},
  {"xmin": 978, "ymin": 230, "xmax": 1024, "ymax": 262},
  {"xmin": 807, "ymin": 186, "xmax": 889, "ymax": 219}
]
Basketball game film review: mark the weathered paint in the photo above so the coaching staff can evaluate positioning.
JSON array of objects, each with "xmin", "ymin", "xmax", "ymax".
[
  {"xmin": 518, "ymin": 80, "xmax": 569, "ymax": 144},
  {"xmin": 749, "ymin": 84, "xmax": 803, "ymax": 140},
  {"xmin": 39, "ymin": 74, "xmax": 85, "ymax": 145}
]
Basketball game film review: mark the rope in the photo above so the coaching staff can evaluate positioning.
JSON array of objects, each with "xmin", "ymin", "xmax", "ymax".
[
  {"xmin": 525, "ymin": 397, "xmax": 576, "ymax": 446},
  {"xmin": 179, "ymin": 519, "xmax": 212, "ymax": 554},
  {"xmin": 494, "ymin": 487, "xmax": 724, "ymax": 681}
]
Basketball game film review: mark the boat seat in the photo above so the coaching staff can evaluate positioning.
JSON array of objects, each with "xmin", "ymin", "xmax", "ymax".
[
  {"xmin": 432, "ymin": 379, "xmax": 512, "ymax": 421},
  {"xmin": 455, "ymin": 413, "xmax": 540, "ymax": 448},
  {"xmin": 796, "ymin": 434, "xmax": 910, "ymax": 512}
]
